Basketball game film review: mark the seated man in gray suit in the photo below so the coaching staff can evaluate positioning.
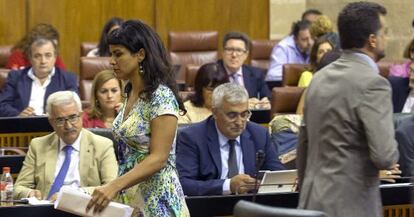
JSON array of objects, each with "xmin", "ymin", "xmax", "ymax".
[{"xmin": 14, "ymin": 91, "xmax": 118, "ymax": 200}]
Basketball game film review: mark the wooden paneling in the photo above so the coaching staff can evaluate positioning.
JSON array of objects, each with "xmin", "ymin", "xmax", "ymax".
[
  {"xmin": 156, "ymin": 0, "xmax": 269, "ymax": 50},
  {"xmin": 28, "ymin": 0, "xmax": 155, "ymax": 73},
  {"xmin": 0, "ymin": 0, "xmax": 26, "ymax": 45},
  {"xmin": 2, "ymin": 0, "xmax": 270, "ymax": 72}
]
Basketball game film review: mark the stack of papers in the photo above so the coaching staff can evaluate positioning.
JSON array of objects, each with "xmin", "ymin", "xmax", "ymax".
[
  {"xmin": 54, "ymin": 187, "xmax": 133, "ymax": 217},
  {"xmin": 25, "ymin": 197, "xmax": 53, "ymax": 205}
]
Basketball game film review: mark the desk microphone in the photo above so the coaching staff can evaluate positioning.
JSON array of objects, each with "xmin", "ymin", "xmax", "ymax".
[
  {"xmin": 255, "ymin": 150, "xmax": 265, "ymax": 177},
  {"xmin": 253, "ymin": 150, "xmax": 265, "ymax": 202}
]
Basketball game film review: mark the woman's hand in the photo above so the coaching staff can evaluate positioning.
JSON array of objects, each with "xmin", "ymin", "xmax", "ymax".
[
  {"xmin": 85, "ymin": 183, "xmax": 119, "ymax": 213},
  {"xmin": 114, "ymin": 102, "xmax": 123, "ymax": 114}
]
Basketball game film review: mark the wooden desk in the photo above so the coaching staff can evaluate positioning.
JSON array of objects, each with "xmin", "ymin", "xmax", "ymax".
[
  {"xmin": 250, "ymin": 109, "xmax": 271, "ymax": 124},
  {"xmin": 0, "ymin": 185, "xmax": 411, "ymax": 217},
  {"xmin": 0, "ymin": 116, "xmax": 52, "ymax": 147},
  {"xmin": 186, "ymin": 184, "xmax": 413, "ymax": 216}
]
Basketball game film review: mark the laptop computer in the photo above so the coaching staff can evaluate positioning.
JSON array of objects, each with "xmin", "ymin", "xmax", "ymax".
[{"xmin": 258, "ymin": 169, "xmax": 298, "ymax": 193}]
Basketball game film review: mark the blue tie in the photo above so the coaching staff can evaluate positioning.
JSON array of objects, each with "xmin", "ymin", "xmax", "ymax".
[{"xmin": 48, "ymin": 145, "xmax": 73, "ymax": 199}]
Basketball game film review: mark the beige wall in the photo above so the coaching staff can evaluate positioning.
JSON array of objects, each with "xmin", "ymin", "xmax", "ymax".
[
  {"xmin": 271, "ymin": 0, "xmax": 414, "ymax": 60},
  {"xmin": 269, "ymin": 0, "xmax": 306, "ymax": 39}
]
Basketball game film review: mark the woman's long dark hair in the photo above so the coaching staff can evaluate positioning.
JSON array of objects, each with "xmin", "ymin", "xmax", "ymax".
[
  {"xmin": 190, "ymin": 63, "xmax": 227, "ymax": 107},
  {"xmin": 107, "ymin": 20, "xmax": 186, "ymax": 113},
  {"xmin": 97, "ymin": 17, "xmax": 123, "ymax": 56},
  {"xmin": 309, "ymin": 35, "xmax": 334, "ymax": 72}
]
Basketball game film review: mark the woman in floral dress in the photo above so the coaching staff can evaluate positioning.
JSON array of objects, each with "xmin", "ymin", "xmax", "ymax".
[{"xmin": 86, "ymin": 20, "xmax": 189, "ymax": 217}]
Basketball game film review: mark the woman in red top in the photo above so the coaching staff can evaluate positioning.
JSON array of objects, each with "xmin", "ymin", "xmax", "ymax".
[
  {"xmin": 82, "ymin": 70, "xmax": 123, "ymax": 128},
  {"xmin": 6, "ymin": 23, "xmax": 66, "ymax": 70}
]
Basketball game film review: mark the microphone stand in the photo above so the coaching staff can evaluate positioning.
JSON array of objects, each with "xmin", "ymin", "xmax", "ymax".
[{"xmin": 252, "ymin": 150, "xmax": 265, "ymax": 203}]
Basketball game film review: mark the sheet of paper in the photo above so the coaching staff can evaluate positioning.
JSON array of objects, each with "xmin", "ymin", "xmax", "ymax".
[
  {"xmin": 54, "ymin": 186, "xmax": 133, "ymax": 217},
  {"xmin": 24, "ymin": 197, "xmax": 53, "ymax": 205}
]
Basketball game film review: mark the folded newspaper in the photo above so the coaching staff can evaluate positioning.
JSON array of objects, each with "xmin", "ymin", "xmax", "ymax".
[{"xmin": 54, "ymin": 187, "xmax": 133, "ymax": 217}]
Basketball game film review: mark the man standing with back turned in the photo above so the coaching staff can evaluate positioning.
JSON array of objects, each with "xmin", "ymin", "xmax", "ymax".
[{"xmin": 297, "ymin": 2, "xmax": 399, "ymax": 217}]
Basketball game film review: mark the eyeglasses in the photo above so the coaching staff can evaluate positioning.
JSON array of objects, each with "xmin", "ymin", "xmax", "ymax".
[
  {"xmin": 54, "ymin": 114, "xmax": 80, "ymax": 126},
  {"xmin": 224, "ymin": 47, "xmax": 247, "ymax": 56},
  {"xmin": 221, "ymin": 110, "xmax": 252, "ymax": 121}
]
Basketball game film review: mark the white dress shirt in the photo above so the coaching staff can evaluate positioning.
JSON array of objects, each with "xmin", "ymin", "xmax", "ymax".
[
  {"xmin": 27, "ymin": 67, "xmax": 55, "ymax": 115},
  {"xmin": 54, "ymin": 131, "xmax": 82, "ymax": 190},
  {"xmin": 216, "ymin": 124, "xmax": 244, "ymax": 194},
  {"xmin": 402, "ymin": 90, "xmax": 414, "ymax": 113}
]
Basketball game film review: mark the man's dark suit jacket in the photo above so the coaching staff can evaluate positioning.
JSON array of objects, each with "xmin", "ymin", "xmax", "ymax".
[
  {"xmin": 388, "ymin": 76, "xmax": 410, "ymax": 113},
  {"xmin": 395, "ymin": 115, "xmax": 414, "ymax": 176},
  {"xmin": 176, "ymin": 116, "xmax": 285, "ymax": 196},
  {"xmin": 217, "ymin": 60, "xmax": 270, "ymax": 99},
  {"xmin": 0, "ymin": 67, "xmax": 78, "ymax": 117}
]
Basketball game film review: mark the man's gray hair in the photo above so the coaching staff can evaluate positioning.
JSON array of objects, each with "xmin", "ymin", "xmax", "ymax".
[
  {"xmin": 46, "ymin": 91, "xmax": 82, "ymax": 116},
  {"xmin": 28, "ymin": 37, "xmax": 58, "ymax": 57},
  {"xmin": 212, "ymin": 83, "xmax": 249, "ymax": 108}
]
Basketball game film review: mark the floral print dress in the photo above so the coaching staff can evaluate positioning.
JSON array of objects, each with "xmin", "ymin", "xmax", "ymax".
[{"xmin": 112, "ymin": 85, "xmax": 189, "ymax": 217}]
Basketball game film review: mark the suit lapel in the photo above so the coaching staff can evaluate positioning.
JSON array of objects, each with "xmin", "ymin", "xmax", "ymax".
[
  {"xmin": 44, "ymin": 71, "xmax": 59, "ymax": 108},
  {"xmin": 242, "ymin": 66, "xmax": 255, "ymax": 98},
  {"xmin": 44, "ymin": 134, "xmax": 59, "ymax": 189},
  {"xmin": 206, "ymin": 117, "xmax": 222, "ymax": 176},
  {"xmin": 240, "ymin": 128, "xmax": 256, "ymax": 176},
  {"xmin": 19, "ymin": 72, "xmax": 32, "ymax": 108},
  {"xmin": 79, "ymin": 129, "xmax": 91, "ymax": 186}
]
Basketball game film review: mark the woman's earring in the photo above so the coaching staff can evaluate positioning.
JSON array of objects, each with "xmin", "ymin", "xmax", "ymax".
[{"xmin": 139, "ymin": 63, "xmax": 144, "ymax": 75}]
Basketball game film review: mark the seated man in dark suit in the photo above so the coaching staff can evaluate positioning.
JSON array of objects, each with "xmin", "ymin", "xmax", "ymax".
[
  {"xmin": 176, "ymin": 83, "xmax": 284, "ymax": 196},
  {"xmin": 217, "ymin": 32, "xmax": 270, "ymax": 108},
  {"xmin": 0, "ymin": 37, "xmax": 78, "ymax": 117},
  {"xmin": 395, "ymin": 114, "xmax": 414, "ymax": 176},
  {"xmin": 388, "ymin": 76, "xmax": 411, "ymax": 113}
]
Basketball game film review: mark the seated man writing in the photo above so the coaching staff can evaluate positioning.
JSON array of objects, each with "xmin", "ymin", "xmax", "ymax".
[
  {"xmin": 176, "ymin": 83, "xmax": 285, "ymax": 196},
  {"xmin": 14, "ymin": 91, "xmax": 118, "ymax": 200}
]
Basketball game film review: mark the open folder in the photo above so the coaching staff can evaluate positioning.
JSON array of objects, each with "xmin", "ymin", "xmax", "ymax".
[
  {"xmin": 54, "ymin": 187, "xmax": 133, "ymax": 217},
  {"xmin": 258, "ymin": 169, "xmax": 298, "ymax": 193}
]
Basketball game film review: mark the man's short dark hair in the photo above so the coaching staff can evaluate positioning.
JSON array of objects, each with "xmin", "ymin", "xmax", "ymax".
[
  {"xmin": 291, "ymin": 20, "xmax": 311, "ymax": 38},
  {"xmin": 222, "ymin": 32, "xmax": 251, "ymax": 51},
  {"xmin": 338, "ymin": 1, "xmax": 386, "ymax": 49},
  {"xmin": 301, "ymin": 9, "xmax": 322, "ymax": 21}
]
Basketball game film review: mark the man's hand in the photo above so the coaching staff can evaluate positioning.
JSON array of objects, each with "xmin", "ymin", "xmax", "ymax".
[
  {"xmin": 28, "ymin": 190, "xmax": 42, "ymax": 200},
  {"xmin": 48, "ymin": 192, "xmax": 59, "ymax": 202},
  {"xmin": 230, "ymin": 174, "xmax": 256, "ymax": 194},
  {"xmin": 248, "ymin": 97, "xmax": 271, "ymax": 110},
  {"xmin": 380, "ymin": 164, "xmax": 402, "ymax": 183},
  {"xmin": 19, "ymin": 107, "xmax": 35, "ymax": 117}
]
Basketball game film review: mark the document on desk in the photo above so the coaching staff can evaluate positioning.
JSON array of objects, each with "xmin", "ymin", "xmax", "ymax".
[
  {"xmin": 380, "ymin": 182, "xmax": 413, "ymax": 188},
  {"xmin": 54, "ymin": 187, "xmax": 133, "ymax": 217},
  {"xmin": 258, "ymin": 169, "xmax": 298, "ymax": 193},
  {"xmin": 24, "ymin": 197, "xmax": 53, "ymax": 205}
]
